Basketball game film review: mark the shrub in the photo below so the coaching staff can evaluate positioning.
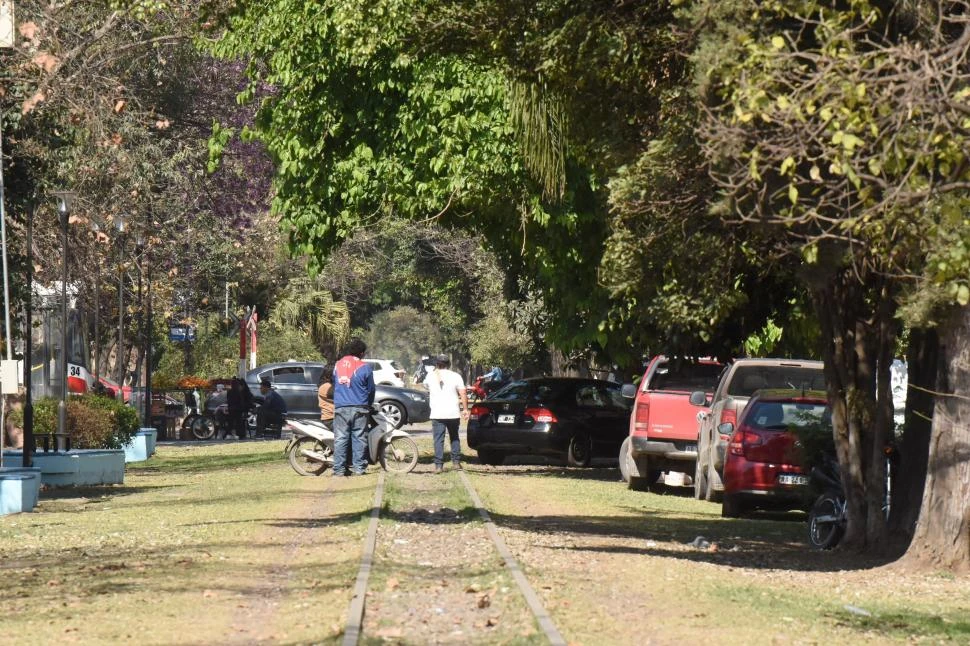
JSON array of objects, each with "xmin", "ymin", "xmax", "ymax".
[
  {"xmin": 80, "ymin": 395, "xmax": 139, "ymax": 448},
  {"xmin": 5, "ymin": 395, "xmax": 140, "ymax": 449},
  {"xmin": 67, "ymin": 399, "xmax": 115, "ymax": 449},
  {"xmin": 20, "ymin": 397, "xmax": 59, "ymax": 438}
]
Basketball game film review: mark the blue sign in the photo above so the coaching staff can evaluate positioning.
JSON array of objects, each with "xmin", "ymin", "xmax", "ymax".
[{"xmin": 169, "ymin": 325, "xmax": 196, "ymax": 342}]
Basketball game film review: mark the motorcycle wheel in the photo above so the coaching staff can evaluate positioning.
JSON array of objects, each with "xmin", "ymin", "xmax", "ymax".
[
  {"xmin": 288, "ymin": 437, "xmax": 332, "ymax": 476},
  {"xmin": 379, "ymin": 436, "xmax": 419, "ymax": 473},
  {"xmin": 808, "ymin": 492, "xmax": 845, "ymax": 550},
  {"xmin": 191, "ymin": 416, "xmax": 216, "ymax": 440}
]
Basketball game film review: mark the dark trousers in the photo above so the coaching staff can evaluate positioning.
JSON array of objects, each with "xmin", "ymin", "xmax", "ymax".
[
  {"xmin": 432, "ymin": 418, "xmax": 461, "ymax": 467},
  {"xmin": 228, "ymin": 411, "xmax": 247, "ymax": 438},
  {"xmin": 257, "ymin": 408, "xmax": 284, "ymax": 436}
]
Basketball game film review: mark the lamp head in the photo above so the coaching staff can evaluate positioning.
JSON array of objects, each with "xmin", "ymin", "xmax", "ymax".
[{"xmin": 52, "ymin": 191, "xmax": 76, "ymax": 216}]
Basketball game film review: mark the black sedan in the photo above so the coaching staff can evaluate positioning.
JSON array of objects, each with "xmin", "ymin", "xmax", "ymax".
[
  {"xmin": 205, "ymin": 361, "xmax": 430, "ymax": 429},
  {"xmin": 467, "ymin": 378, "xmax": 631, "ymax": 467}
]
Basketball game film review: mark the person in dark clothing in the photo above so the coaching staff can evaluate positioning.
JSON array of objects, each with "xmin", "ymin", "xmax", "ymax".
[
  {"xmin": 226, "ymin": 377, "xmax": 250, "ymax": 439},
  {"xmin": 257, "ymin": 377, "xmax": 287, "ymax": 436}
]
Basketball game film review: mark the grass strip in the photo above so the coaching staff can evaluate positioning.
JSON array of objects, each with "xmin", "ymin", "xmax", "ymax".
[{"xmin": 0, "ymin": 441, "xmax": 376, "ymax": 645}]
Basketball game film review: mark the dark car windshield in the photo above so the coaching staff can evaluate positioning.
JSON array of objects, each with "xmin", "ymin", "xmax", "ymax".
[
  {"xmin": 727, "ymin": 366, "xmax": 825, "ymax": 397},
  {"xmin": 648, "ymin": 360, "xmax": 722, "ymax": 392},
  {"xmin": 746, "ymin": 400, "xmax": 831, "ymax": 430},
  {"xmin": 489, "ymin": 381, "xmax": 531, "ymax": 401}
]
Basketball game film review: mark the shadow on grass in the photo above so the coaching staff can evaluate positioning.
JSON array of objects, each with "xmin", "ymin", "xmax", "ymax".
[
  {"xmin": 39, "ymin": 484, "xmax": 181, "ymax": 501},
  {"xmin": 469, "ymin": 463, "xmax": 626, "ymax": 483},
  {"xmin": 834, "ymin": 608, "xmax": 970, "ymax": 641},
  {"xmin": 130, "ymin": 450, "xmax": 283, "ymax": 474},
  {"xmin": 484, "ymin": 507, "xmax": 894, "ymax": 572}
]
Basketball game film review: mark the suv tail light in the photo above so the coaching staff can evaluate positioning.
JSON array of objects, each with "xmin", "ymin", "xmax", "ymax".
[
  {"xmin": 469, "ymin": 405, "xmax": 490, "ymax": 418},
  {"xmin": 633, "ymin": 402, "xmax": 650, "ymax": 433},
  {"xmin": 525, "ymin": 407, "xmax": 558, "ymax": 423},
  {"xmin": 729, "ymin": 426, "xmax": 764, "ymax": 456}
]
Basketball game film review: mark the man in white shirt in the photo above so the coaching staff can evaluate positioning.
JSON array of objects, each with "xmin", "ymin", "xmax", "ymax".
[{"xmin": 423, "ymin": 353, "xmax": 469, "ymax": 473}]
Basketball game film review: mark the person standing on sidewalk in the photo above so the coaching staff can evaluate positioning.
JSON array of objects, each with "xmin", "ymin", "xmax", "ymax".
[
  {"xmin": 332, "ymin": 339, "xmax": 375, "ymax": 476},
  {"xmin": 423, "ymin": 353, "xmax": 468, "ymax": 473}
]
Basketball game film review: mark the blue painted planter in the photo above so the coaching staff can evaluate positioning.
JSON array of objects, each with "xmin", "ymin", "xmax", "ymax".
[
  {"xmin": 123, "ymin": 429, "xmax": 156, "ymax": 463},
  {"xmin": 140, "ymin": 427, "xmax": 158, "ymax": 456},
  {"xmin": 3, "ymin": 450, "xmax": 125, "ymax": 487},
  {"xmin": 0, "ymin": 468, "xmax": 41, "ymax": 515}
]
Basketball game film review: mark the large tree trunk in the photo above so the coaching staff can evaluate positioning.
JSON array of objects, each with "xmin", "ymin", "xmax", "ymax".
[
  {"xmin": 904, "ymin": 306, "xmax": 970, "ymax": 571},
  {"xmin": 888, "ymin": 327, "xmax": 937, "ymax": 548},
  {"xmin": 812, "ymin": 269, "xmax": 896, "ymax": 550}
]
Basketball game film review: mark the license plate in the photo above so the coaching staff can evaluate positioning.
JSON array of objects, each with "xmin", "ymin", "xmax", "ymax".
[
  {"xmin": 497, "ymin": 414, "xmax": 515, "ymax": 424},
  {"xmin": 778, "ymin": 474, "xmax": 809, "ymax": 486}
]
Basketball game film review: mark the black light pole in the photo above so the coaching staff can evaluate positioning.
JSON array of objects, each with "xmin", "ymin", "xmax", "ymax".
[
  {"xmin": 90, "ymin": 220, "xmax": 101, "ymax": 391},
  {"xmin": 53, "ymin": 192, "xmax": 75, "ymax": 449},
  {"xmin": 135, "ymin": 235, "xmax": 143, "ymax": 407},
  {"xmin": 112, "ymin": 214, "xmax": 127, "ymax": 400},
  {"xmin": 142, "ymin": 239, "xmax": 152, "ymax": 428},
  {"xmin": 22, "ymin": 202, "xmax": 35, "ymax": 467}
]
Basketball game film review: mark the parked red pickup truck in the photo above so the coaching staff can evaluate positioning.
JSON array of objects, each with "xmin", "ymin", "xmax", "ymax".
[{"xmin": 619, "ymin": 356, "xmax": 724, "ymax": 490}]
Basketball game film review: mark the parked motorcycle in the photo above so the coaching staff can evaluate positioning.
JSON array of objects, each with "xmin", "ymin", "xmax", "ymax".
[
  {"xmin": 285, "ymin": 407, "xmax": 419, "ymax": 475},
  {"xmin": 286, "ymin": 418, "xmax": 335, "ymax": 476},
  {"xmin": 467, "ymin": 375, "xmax": 509, "ymax": 402},
  {"xmin": 807, "ymin": 453, "xmax": 846, "ymax": 549},
  {"xmin": 188, "ymin": 403, "xmax": 259, "ymax": 440},
  {"xmin": 807, "ymin": 445, "xmax": 895, "ymax": 550}
]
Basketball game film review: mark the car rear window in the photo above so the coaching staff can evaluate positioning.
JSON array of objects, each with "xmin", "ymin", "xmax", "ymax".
[
  {"xmin": 647, "ymin": 360, "xmax": 723, "ymax": 392},
  {"xmin": 728, "ymin": 366, "xmax": 826, "ymax": 397},
  {"xmin": 490, "ymin": 381, "xmax": 531, "ymax": 401},
  {"xmin": 746, "ymin": 401, "xmax": 831, "ymax": 430}
]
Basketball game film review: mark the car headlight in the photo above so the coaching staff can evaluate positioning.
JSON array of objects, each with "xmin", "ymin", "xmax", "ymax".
[{"xmin": 403, "ymin": 392, "xmax": 426, "ymax": 402}]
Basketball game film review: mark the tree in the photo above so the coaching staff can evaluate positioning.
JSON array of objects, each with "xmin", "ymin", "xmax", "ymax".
[
  {"xmin": 698, "ymin": 0, "xmax": 970, "ymax": 560},
  {"xmin": 267, "ymin": 276, "xmax": 350, "ymax": 359}
]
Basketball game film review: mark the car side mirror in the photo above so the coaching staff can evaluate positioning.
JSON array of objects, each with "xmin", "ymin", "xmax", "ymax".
[
  {"xmin": 689, "ymin": 391, "xmax": 709, "ymax": 406},
  {"xmin": 620, "ymin": 383, "xmax": 637, "ymax": 399},
  {"xmin": 717, "ymin": 422, "xmax": 734, "ymax": 436}
]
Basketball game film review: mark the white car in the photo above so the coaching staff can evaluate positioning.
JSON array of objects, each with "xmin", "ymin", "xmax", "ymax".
[{"xmin": 364, "ymin": 359, "xmax": 406, "ymax": 387}]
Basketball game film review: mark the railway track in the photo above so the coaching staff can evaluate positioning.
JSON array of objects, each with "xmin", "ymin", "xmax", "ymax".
[{"xmin": 341, "ymin": 470, "xmax": 566, "ymax": 645}]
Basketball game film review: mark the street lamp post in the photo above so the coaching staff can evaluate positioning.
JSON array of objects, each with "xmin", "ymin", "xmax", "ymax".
[
  {"xmin": 52, "ymin": 191, "xmax": 75, "ymax": 449},
  {"xmin": 90, "ymin": 220, "xmax": 101, "ymax": 391},
  {"xmin": 22, "ymin": 201, "xmax": 35, "ymax": 468},
  {"xmin": 136, "ymin": 234, "xmax": 152, "ymax": 427},
  {"xmin": 112, "ymin": 214, "xmax": 127, "ymax": 400}
]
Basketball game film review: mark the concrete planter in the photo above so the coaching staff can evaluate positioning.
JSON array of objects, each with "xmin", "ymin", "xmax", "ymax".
[
  {"xmin": 123, "ymin": 429, "xmax": 157, "ymax": 463},
  {"xmin": 0, "ymin": 468, "xmax": 42, "ymax": 515},
  {"xmin": 141, "ymin": 427, "xmax": 158, "ymax": 456},
  {"xmin": 3, "ymin": 450, "xmax": 125, "ymax": 487}
]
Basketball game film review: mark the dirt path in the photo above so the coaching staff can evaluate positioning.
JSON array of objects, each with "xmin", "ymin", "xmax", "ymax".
[{"xmin": 225, "ymin": 479, "xmax": 337, "ymax": 643}]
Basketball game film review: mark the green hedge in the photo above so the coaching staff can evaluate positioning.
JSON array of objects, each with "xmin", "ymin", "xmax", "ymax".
[{"xmin": 8, "ymin": 396, "xmax": 139, "ymax": 449}]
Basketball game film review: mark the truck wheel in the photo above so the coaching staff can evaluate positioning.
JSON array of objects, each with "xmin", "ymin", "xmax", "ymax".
[
  {"xmin": 629, "ymin": 475, "xmax": 650, "ymax": 491},
  {"xmin": 694, "ymin": 458, "xmax": 708, "ymax": 500},
  {"xmin": 722, "ymin": 493, "xmax": 745, "ymax": 518},
  {"xmin": 618, "ymin": 437, "xmax": 632, "ymax": 483},
  {"xmin": 705, "ymin": 462, "xmax": 723, "ymax": 503}
]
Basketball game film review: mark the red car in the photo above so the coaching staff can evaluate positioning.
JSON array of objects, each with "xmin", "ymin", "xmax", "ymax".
[{"xmin": 721, "ymin": 389, "xmax": 829, "ymax": 517}]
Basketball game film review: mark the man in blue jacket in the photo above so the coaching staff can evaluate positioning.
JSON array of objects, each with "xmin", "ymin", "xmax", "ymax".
[{"xmin": 332, "ymin": 338, "xmax": 376, "ymax": 476}]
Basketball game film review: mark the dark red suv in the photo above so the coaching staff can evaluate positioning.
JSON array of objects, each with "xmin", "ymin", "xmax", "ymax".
[{"xmin": 721, "ymin": 390, "xmax": 829, "ymax": 517}]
